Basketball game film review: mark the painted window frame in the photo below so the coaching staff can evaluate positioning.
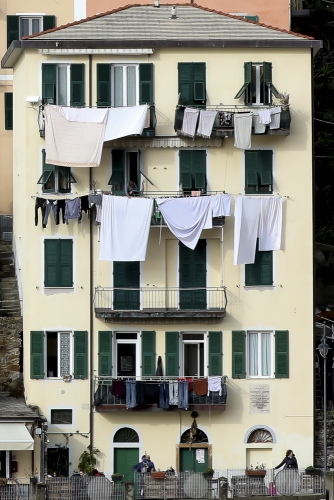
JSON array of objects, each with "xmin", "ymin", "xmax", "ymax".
[
  {"xmin": 45, "ymin": 331, "xmax": 73, "ymax": 379},
  {"xmin": 19, "ymin": 16, "xmax": 42, "ymax": 38},
  {"xmin": 180, "ymin": 332, "xmax": 208, "ymax": 377},
  {"xmin": 246, "ymin": 330, "xmax": 274, "ymax": 378},
  {"xmin": 50, "ymin": 408, "xmax": 73, "ymax": 425},
  {"xmin": 111, "ymin": 64, "xmax": 139, "ymax": 107},
  {"xmin": 113, "ymin": 332, "xmax": 141, "ymax": 378}
]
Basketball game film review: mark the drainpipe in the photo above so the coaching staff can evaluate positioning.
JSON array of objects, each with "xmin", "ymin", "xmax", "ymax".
[{"xmin": 88, "ymin": 53, "xmax": 94, "ymax": 454}]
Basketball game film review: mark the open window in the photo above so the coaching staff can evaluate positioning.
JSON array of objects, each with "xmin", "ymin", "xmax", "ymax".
[
  {"xmin": 181, "ymin": 333, "xmax": 206, "ymax": 377},
  {"xmin": 235, "ymin": 62, "xmax": 280, "ymax": 105},
  {"xmin": 38, "ymin": 150, "xmax": 76, "ymax": 194},
  {"xmin": 42, "ymin": 63, "xmax": 85, "ymax": 107},
  {"xmin": 109, "ymin": 150, "xmax": 141, "ymax": 195}
]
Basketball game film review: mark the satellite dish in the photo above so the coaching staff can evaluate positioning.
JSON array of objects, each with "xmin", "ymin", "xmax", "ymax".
[
  {"xmin": 87, "ymin": 477, "xmax": 113, "ymax": 500},
  {"xmin": 183, "ymin": 472, "xmax": 208, "ymax": 498},
  {"xmin": 275, "ymin": 470, "xmax": 299, "ymax": 496}
]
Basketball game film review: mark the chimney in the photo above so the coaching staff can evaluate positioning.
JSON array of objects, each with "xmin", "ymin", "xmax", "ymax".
[
  {"xmin": 171, "ymin": 5, "xmax": 177, "ymax": 18},
  {"xmin": 154, "ymin": 0, "xmax": 160, "ymax": 7}
]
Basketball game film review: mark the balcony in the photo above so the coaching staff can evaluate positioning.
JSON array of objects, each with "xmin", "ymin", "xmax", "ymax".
[
  {"xmin": 94, "ymin": 287, "xmax": 227, "ymax": 320},
  {"xmin": 174, "ymin": 105, "xmax": 291, "ymax": 138},
  {"xmin": 94, "ymin": 376, "xmax": 227, "ymax": 412}
]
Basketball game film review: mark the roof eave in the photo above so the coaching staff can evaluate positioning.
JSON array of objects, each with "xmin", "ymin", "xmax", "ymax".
[{"xmin": 2, "ymin": 38, "xmax": 323, "ymax": 68}]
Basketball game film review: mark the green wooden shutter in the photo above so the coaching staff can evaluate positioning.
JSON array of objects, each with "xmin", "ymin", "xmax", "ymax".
[
  {"xmin": 4, "ymin": 93, "xmax": 13, "ymax": 130},
  {"xmin": 42, "ymin": 64, "xmax": 57, "ymax": 102},
  {"xmin": 263, "ymin": 62, "xmax": 272, "ymax": 104},
  {"xmin": 193, "ymin": 63, "xmax": 206, "ymax": 105},
  {"xmin": 109, "ymin": 150, "xmax": 125, "ymax": 192},
  {"xmin": 209, "ymin": 331, "xmax": 222, "ymax": 376},
  {"xmin": 193, "ymin": 150, "xmax": 207, "ymax": 191},
  {"xmin": 113, "ymin": 262, "xmax": 140, "ymax": 310},
  {"xmin": 38, "ymin": 149, "xmax": 55, "ymax": 193},
  {"xmin": 44, "ymin": 239, "xmax": 60, "ymax": 287},
  {"xmin": 165, "ymin": 331, "xmax": 179, "ymax": 376},
  {"xmin": 30, "ymin": 331, "xmax": 44, "ymax": 379},
  {"xmin": 74, "ymin": 331, "xmax": 88, "ymax": 379},
  {"xmin": 232, "ymin": 331, "xmax": 245, "ymax": 379},
  {"xmin": 245, "ymin": 150, "xmax": 273, "ymax": 194},
  {"xmin": 7, "ymin": 16, "xmax": 19, "ymax": 48},
  {"xmin": 70, "ymin": 64, "xmax": 85, "ymax": 107},
  {"xmin": 275, "ymin": 330, "xmax": 289, "ymax": 378},
  {"xmin": 99, "ymin": 331, "xmax": 112, "ymax": 376},
  {"xmin": 59, "ymin": 239, "xmax": 73, "ymax": 287},
  {"xmin": 97, "ymin": 64, "xmax": 111, "ymax": 107},
  {"xmin": 179, "ymin": 239, "xmax": 206, "ymax": 309},
  {"xmin": 245, "ymin": 241, "xmax": 273, "ymax": 286},
  {"xmin": 244, "ymin": 62, "xmax": 252, "ymax": 105},
  {"xmin": 178, "ymin": 63, "xmax": 193, "ymax": 105},
  {"xmin": 142, "ymin": 331, "xmax": 156, "ymax": 376},
  {"xmin": 43, "ymin": 16, "xmax": 56, "ymax": 32},
  {"xmin": 179, "ymin": 150, "xmax": 193, "ymax": 190},
  {"xmin": 139, "ymin": 63, "xmax": 154, "ymax": 104}
]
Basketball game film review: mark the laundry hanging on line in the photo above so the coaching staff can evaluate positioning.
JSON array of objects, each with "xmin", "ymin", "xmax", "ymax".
[{"xmin": 197, "ymin": 110, "xmax": 217, "ymax": 138}]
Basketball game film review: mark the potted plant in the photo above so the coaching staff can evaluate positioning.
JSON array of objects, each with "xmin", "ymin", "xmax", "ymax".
[
  {"xmin": 202, "ymin": 467, "xmax": 214, "ymax": 480},
  {"xmin": 78, "ymin": 445, "xmax": 100, "ymax": 476},
  {"xmin": 305, "ymin": 466, "xmax": 322, "ymax": 476},
  {"xmin": 245, "ymin": 463, "xmax": 266, "ymax": 477},
  {"xmin": 111, "ymin": 473, "xmax": 123, "ymax": 482}
]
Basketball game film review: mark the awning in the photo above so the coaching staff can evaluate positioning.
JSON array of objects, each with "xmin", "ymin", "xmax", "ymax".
[{"xmin": 0, "ymin": 423, "xmax": 34, "ymax": 450}]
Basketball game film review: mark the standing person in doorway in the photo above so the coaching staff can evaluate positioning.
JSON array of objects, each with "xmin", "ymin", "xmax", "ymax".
[{"xmin": 275, "ymin": 450, "xmax": 298, "ymax": 470}]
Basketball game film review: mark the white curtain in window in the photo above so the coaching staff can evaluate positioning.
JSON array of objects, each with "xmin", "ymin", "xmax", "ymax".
[
  {"xmin": 127, "ymin": 66, "xmax": 136, "ymax": 106},
  {"xmin": 114, "ymin": 67, "xmax": 123, "ymax": 106},
  {"xmin": 57, "ymin": 66, "xmax": 67, "ymax": 106},
  {"xmin": 248, "ymin": 333, "xmax": 258, "ymax": 376},
  {"xmin": 32, "ymin": 18, "xmax": 40, "ymax": 34},
  {"xmin": 261, "ymin": 333, "xmax": 271, "ymax": 376},
  {"xmin": 20, "ymin": 19, "xmax": 29, "ymax": 37}
]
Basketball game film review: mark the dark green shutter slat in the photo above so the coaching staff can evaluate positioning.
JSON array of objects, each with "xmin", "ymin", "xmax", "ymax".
[
  {"xmin": 209, "ymin": 331, "xmax": 222, "ymax": 376},
  {"xmin": 178, "ymin": 63, "xmax": 193, "ymax": 106},
  {"xmin": 139, "ymin": 63, "xmax": 154, "ymax": 104},
  {"xmin": 142, "ymin": 331, "xmax": 156, "ymax": 376},
  {"xmin": 232, "ymin": 331, "xmax": 245, "ymax": 379},
  {"xmin": 193, "ymin": 150, "xmax": 206, "ymax": 192},
  {"xmin": 43, "ymin": 16, "xmax": 56, "ymax": 32},
  {"xmin": 245, "ymin": 150, "xmax": 273, "ymax": 194},
  {"xmin": 30, "ymin": 331, "xmax": 44, "ymax": 379},
  {"xmin": 97, "ymin": 64, "xmax": 111, "ymax": 107},
  {"xmin": 180, "ymin": 150, "xmax": 192, "ymax": 189},
  {"xmin": 44, "ymin": 240, "xmax": 59, "ymax": 287},
  {"xmin": 99, "ymin": 331, "xmax": 112, "ymax": 376},
  {"xmin": 74, "ymin": 331, "xmax": 88, "ymax": 379},
  {"xmin": 179, "ymin": 240, "xmax": 206, "ymax": 309},
  {"xmin": 263, "ymin": 62, "xmax": 272, "ymax": 104},
  {"xmin": 193, "ymin": 63, "xmax": 206, "ymax": 104},
  {"xmin": 4, "ymin": 93, "xmax": 13, "ymax": 130},
  {"xmin": 70, "ymin": 64, "xmax": 85, "ymax": 107},
  {"xmin": 42, "ymin": 64, "xmax": 57, "ymax": 102},
  {"xmin": 113, "ymin": 261, "xmax": 140, "ymax": 310},
  {"xmin": 41, "ymin": 149, "xmax": 55, "ymax": 192},
  {"xmin": 7, "ymin": 16, "xmax": 19, "ymax": 48},
  {"xmin": 60, "ymin": 240, "xmax": 73, "ymax": 287},
  {"xmin": 165, "ymin": 331, "xmax": 179, "ymax": 376},
  {"xmin": 275, "ymin": 330, "xmax": 289, "ymax": 378},
  {"xmin": 245, "ymin": 240, "xmax": 273, "ymax": 286},
  {"xmin": 261, "ymin": 170, "xmax": 272, "ymax": 186}
]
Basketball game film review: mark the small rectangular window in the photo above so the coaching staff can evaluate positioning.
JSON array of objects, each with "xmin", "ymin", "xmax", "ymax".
[
  {"xmin": 179, "ymin": 150, "xmax": 207, "ymax": 194},
  {"xmin": 112, "ymin": 65, "xmax": 138, "ymax": 106},
  {"xmin": 46, "ymin": 331, "xmax": 71, "ymax": 378},
  {"xmin": 181, "ymin": 333, "xmax": 205, "ymax": 377},
  {"xmin": 235, "ymin": 61, "xmax": 279, "ymax": 105},
  {"xmin": 245, "ymin": 150, "xmax": 273, "ymax": 194},
  {"xmin": 245, "ymin": 241, "xmax": 273, "ymax": 286},
  {"xmin": 247, "ymin": 331, "xmax": 273, "ymax": 377},
  {"xmin": 44, "ymin": 239, "xmax": 73, "ymax": 288},
  {"xmin": 37, "ymin": 150, "xmax": 76, "ymax": 193},
  {"xmin": 20, "ymin": 17, "xmax": 42, "ymax": 38},
  {"xmin": 51, "ymin": 409, "xmax": 72, "ymax": 424},
  {"xmin": 4, "ymin": 93, "xmax": 13, "ymax": 130}
]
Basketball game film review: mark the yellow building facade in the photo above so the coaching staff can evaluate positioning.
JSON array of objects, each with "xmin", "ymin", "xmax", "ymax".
[{"xmin": 2, "ymin": 4, "xmax": 321, "ymax": 482}]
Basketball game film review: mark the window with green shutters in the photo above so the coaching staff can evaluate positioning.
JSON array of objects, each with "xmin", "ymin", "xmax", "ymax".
[
  {"xmin": 232, "ymin": 331, "xmax": 246, "ymax": 379},
  {"xmin": 74, "ymin": 331, "xmax": 88, "ymax": 379},
  {"xmin": 7, "ymin": 16, "xmax": 55, "ymax": 48},
  {"xmin": 209, "ymin": 331, "xmax": 222, "ymax": 376},
  {"xmin": 179, "ymin": 239, "xmax": 207, "ymax": 309},
  {"xmin": 70, "ymin": 64, "xmax": 85, "ymax": 107},
  {"xmin": 30, "ymin": 331, "xmax": 44, "ymax": 379},
  {"xmin": 37, "ymin": 150, "xmax": 76, "ymax": 193},
  {"xmin": 165, "ymin": 331, "xmax": 179, "ymax": 376},
  {"xmin": 245, "ymin": 241, "xmax": 273, "ymax": 286},
  {"xmin": 275, "ymin": 330, "xmax": 289, "ymax": 378},
  {"xmin": 141, "ymin": 331, "xmax": 156, "ymax": 376},
  {"xmin": 42, "ymin": 63, "xmax": 85, "ymax": 106},
  {"xmin": 234, "ymin": 62, "xmax": 279, "ymax": 105},
  {"xmin": 4, "ymin": 93, "xmax": 13, "ymax": 130},
  {"xmin": 179, "ymin": 150, "xmax": 207, "ymax": 194},
  {"xmin": 44, "ymin": 239, "xmax": 73, "ymax": 288},
  {"xmin": 245, "ymin": 150, "xmax": 273, "ymax": 194},
  {"xmin": 178, "ymin": 62, "xmax": 206, "ymax": 106},
  {"xmin": 113, "ymin": 261, "xmax": 140, "ymax": 310},
  {"xmin": 98, "ymin": 331, "xmax": 112, "ymax": 376}
]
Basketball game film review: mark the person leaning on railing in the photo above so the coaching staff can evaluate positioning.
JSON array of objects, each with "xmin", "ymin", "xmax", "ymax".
[{"xmin": 275, "ymin": 450, "xmax": 298, "ymax": 470}]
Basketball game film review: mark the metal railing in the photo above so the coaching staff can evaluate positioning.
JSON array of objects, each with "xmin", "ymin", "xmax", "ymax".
[
  {"xmin": 94, "ymin": 376, "xmax": 228, "ymax": 408},
  {"xmin": 0, "ymin": 215, "xmax": 13, "ymax": 242},
  {"xmin": 94, "ymin": 287, "xmax": 227, "ymax": 313},
  {"xmin": 46, "ymin": 476, "xmax": 126, "ymax": 500},
  {"xmin": 0, "ymin": 480, "xmax": 29, "ymax": 500}
]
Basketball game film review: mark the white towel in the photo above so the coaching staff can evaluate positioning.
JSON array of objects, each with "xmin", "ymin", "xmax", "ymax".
[
  {"xmin": 169, "ymin": 381, "xmax": 178, "ymax": 405},
  {"xmin": 207, "ymin": 376, "xmax": 222, "ymax": 396},
  {"xmin": 269, "ymin": 107, "xmax": 281, "ymax": 130},
  {"xmin": 234, "ymin": 113, "xmax": 252, "ymax": 150},
  {"xmin": 258, "ymin": 108, "xmax": 271, "ymax": 125},
  {"xmin": 99, "ymin": 195, "xmax": 153, "ymax": 261},
  {"xmin": 104, "ymin": 105, "xmax": 149, "ymax": 141},
  {"xmin": 181, "ymin": 108, "xmax": 199, "ymax": 138},
  {"xmin": 211, "ymin": 194, "xmax": 232, "ymax": 217},
  {"xmin": 45, "ymin": 105, "xmax": 108, "ymax": 167},
  {"xmin": 253, "ymin": 115, "xmax": 266, "ymax": 134},
  {"xmin": 234, "ymin": 196, "xmax": 261, "ymax": 265},
  {"xmin": 156, "ymin": 196, "xmax": 212, "ymax": 250},
  {"xmin": 259, "ymin": 197, "xmax": 283, "ymax": 251},
  {"xmin": 197, "ymin": 110, "xmax": 217, "ymax": 138}
]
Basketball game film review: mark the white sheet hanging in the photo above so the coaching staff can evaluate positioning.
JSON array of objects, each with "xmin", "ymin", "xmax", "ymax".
[
  {"xmin": 61, "ymin": 107, "xmax": 108, "ymax": 122},
  {"xmin": 197, "ymin": 110, "xmax": 217, "ymax": 138},
  {"xmin": 99, "ymin": 195, "xmax": 153, "ymax": 261},
  {"xmin": 259, "ymin": 197, "xmax": 283, "ymax": 251},
  {"xmin": 156, "ymin": 196, "xmax": 212, "ymax": 250},
  {"xmin": 234, "ymin": 196, "xmax": 261, "ymax": 265},
  {"xmin": 234, "ymin": 113, "xmax": 253, "ymax": 149},
  {"xmin": 45, "ymin": 105, "xmax": 108, "ymax": 167},
  {"xmin": 181, "ymin": 108, "xmax": 199, "ymax": 138},
  {"xmin": 211, "ymin": 193, "xmax": 232, "ymax": 217},
  {"xmin": 104, "ymin": 105, "xmax": 149, "ymax": 142}
]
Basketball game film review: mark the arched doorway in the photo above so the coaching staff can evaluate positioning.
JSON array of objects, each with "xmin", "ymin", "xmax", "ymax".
[
  {"xmin": 113, "ymin": 427, "xmax": 139, "ymax": 481},
  {"xmin": 246, "ymin": 427, "xmax": 274, "ymax": 468},
  {"xmin": 178, "ymin": 428, "xmax": 211, "ymax": 472}
]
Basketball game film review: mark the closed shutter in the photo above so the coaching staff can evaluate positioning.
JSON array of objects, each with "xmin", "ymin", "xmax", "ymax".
[
  {"xmin": 4, "ymin": 93, "xmax": 13, "ymax": 130},
  {"xmin": 178, "ymin": 62, "xmax": 193, "ymax": 105},
  {"xmin": 42, "ymin": 64, "xmax": 57, "ymax": 102},
  {"xmin": 193, "ymin": 63, "xmax": 206, "ymax": 105},
  {"xmin": 165, "ymin": 331, "xmax": 179, "ymax": 376},
  {"xmin": 193, "ymin": 150, "xmax": 206, "ymax": 191},
  {"xmin": 209, "ymin": 331, "xmax": 222, "ymax": 376},
  {"xmin": 70, "ymin": 64, "xmax": 85, "ymax": 107},
  {"xmin": 275, "ymin": 330, "xmax": 289, "ymax": 378},
  {"xmin": 7, "ymin": 16, "xmax": 19, "ymax": 48},
  {"xmin": 43, "ymin": 16, "xmax": 56, "ymax": 31},
  {"xmin": 97, "ymin": 64, "xmax": 111, "ymax": 107},
  {"xmin": 30, "ymin": 331, "xmax": 44, "ymax": 379},
  {"xmin": 245, "ymin": 150, "xmax": 273, "ymax": 194},
  {"xmin": 179, "ymin": 150, "xmax": 192, "ymax": 190},
  {"xmin": 59, "ymin": 240, "xmax": 73, "ymax": 287},
  {"xmin": 98, "ymin": 331, "xmax": 112, "ymax": 376},
  {"xmin": 139, "ymin": 63, "xmax": 154, "ymax": 105},
  {"xmin": 74, "ymin": 331, "xmax": 88, "ymax": 379},
  {"xmin": 245, "ymin": 242, "xmax": 273, "ymax": 286},
  {"xmin": 44, "ymin": 239, "xmax": 59, "ymax": 287},
  {"xmin": 113, "ymin": 262, "xmax": 140, "ymax": 310},
  {"xmin": 232, "ymin": 331, "xmax": 245, "ymax": 379},
  {"xmin": 142, "ymin": 331, "xmax": 156, "ymax": 376},
  {"xmin": 179, "ymin": 150, "xmax": 206, "ymax": 192},
  {"xmin": 179, "ymin": 239, "xmax": 206, "ymax": 309}
]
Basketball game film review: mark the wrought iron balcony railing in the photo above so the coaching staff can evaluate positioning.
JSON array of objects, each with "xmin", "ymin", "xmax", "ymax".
[{"xmin": 94, "ymin": 286, "xmax": 227, "ymax": 319}]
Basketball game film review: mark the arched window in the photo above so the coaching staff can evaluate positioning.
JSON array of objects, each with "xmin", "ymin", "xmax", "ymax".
[
  {"xmin": 180, "ymin": 428, "xmax": 208, "ymax": 444},
  {"xmin": 113, "ymin": 427, "xmax": 139, "ymax": 443},
  {"xmin": 247, "ymin": 428, "xmax": 273, "ymax": 443}
]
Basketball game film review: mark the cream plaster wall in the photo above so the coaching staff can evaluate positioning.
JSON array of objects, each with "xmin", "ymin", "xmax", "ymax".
[{"xmin": 14, "ymin": 46, "xmax": 313, "ymax": 474}]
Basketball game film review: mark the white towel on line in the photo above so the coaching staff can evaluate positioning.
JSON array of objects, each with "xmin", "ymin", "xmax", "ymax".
[
  {"xmin": 104, "ymin": 105, "xmax": 149, "ymax": 141},
  {"xmin": 197, "ymin": 110, "xmax": 217, "ymax": 138},
  {"xmin": 253, "ymin": 114, "xmax": 266, "ymax": 134},
  {"xmin": 269, "ymin": 107, "xmax": 281, "ymax": 130},
  {"xmin": 258, "ymin": 197, "xmax": 283, "ymax": 251},
  {"xmin": 207, "ymin": 376, "xmax": 222, "ymax": 396},
  {"xmin": 211, "ymin": 193, "xmax": 232, "ymax": 217},
  {"xmin": 181, "ymin": 108, "xmax": 199, "ymax": 138},
  {"xmin": 258, "ymin": 108, "xmax": 271, "ymax": 125},
  {"xmin": 234, "ymin": 113, "xmax": 252, "ymax": 149},
  {"xmin": 169, "ymin": 381, "xmax": 178, "ymax": 405},
  {"xmin": 234, "ymin": 196, "xmax": 261, "ymax": 265}
]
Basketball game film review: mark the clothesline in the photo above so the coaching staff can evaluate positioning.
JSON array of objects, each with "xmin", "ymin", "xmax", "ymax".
[{"xmin": 31, "ymin": 192, "xmax": 290, "ymax": 200}]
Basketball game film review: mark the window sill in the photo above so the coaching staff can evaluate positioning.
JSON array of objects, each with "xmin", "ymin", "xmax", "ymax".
[
  {"xmin": 44, "ymin": 287, "xmax": 74, "ymax": 290},
  {"xmin": 246, "ymin": 376, "xmax": 274, "ymax": 380},
  {"xmin": 243, "ymin": 285, "xmax": 275, "ymax": 289}
]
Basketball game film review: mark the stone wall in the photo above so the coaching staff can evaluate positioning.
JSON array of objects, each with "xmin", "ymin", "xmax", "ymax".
[
  {"xmin": 315, "ymin": 409, "xmax": 334, "ymax": 468},
  {"xmin": 0, "ymin": 316, "xmax": 23, "ymax": 393}
]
